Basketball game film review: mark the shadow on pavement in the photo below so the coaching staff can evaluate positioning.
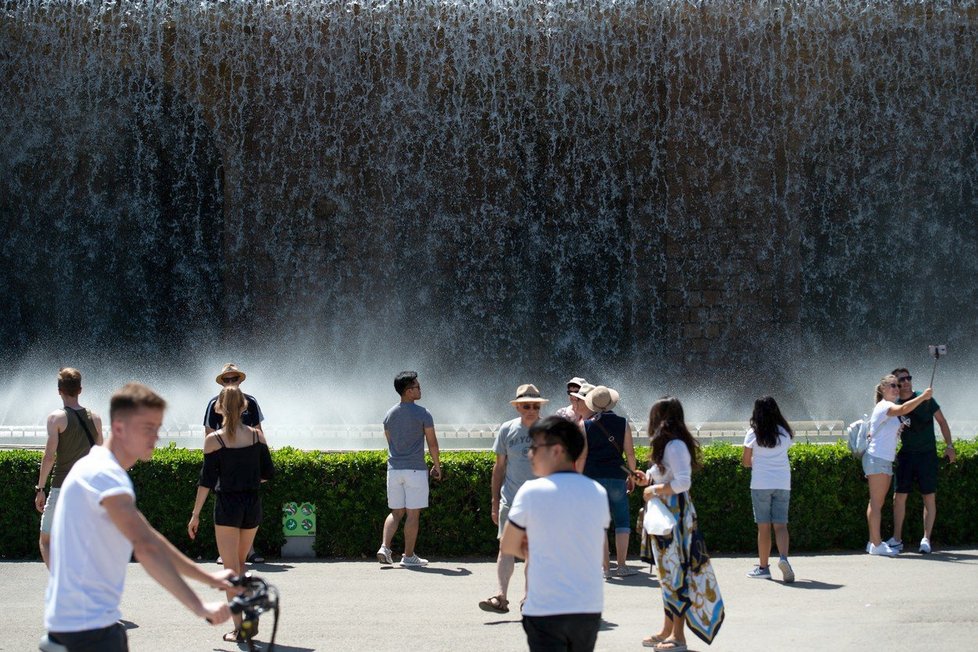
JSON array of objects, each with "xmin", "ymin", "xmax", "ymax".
[
  {"xmin": 381, "ymin": 566, "xmax": 472, "ymax": 576},
  {"xmin": 779, "ymin": 579, "xmax": 844, "ymax": 590}
]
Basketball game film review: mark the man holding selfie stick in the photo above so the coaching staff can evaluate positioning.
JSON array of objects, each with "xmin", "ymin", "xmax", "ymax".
[{"xmin": 887, "ymin": 367, "xmax": 955, "ymax": 555}]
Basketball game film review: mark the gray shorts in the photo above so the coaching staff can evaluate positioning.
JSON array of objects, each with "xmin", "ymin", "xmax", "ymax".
[
  {"xmin": 862, "ymin": 453, "xmax": 894, "ymax": 477},
  {"xmin": 497, "ymin": 501, "xmax": 511, "ymax": 539},
  {"xmin": 39, "ymin": 487, "xmax": 61, "ymax": 534},
  {"xmin": 751, "ymin": 488, "xmax": 790, "ymax": 524}
]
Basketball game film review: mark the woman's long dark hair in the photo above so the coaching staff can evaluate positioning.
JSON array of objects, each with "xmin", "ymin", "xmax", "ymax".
[
  {"xmin": 648, "ymin": 396, "xmax": 701, "ymax": 471},
  {"xmin": 750, "ymin": 395, "xmax": 794, "ymax": 448}
]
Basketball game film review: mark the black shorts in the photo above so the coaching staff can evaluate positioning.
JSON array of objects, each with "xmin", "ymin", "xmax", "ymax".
[
  {"xmin": 215, "ymin": 491, "xmax": 262, "ymax": 529},
  {"xmin": 49, "ymin": 622, "xmax": 128, "ymax": 652},
  {"xmin": 522, "ymin": 613, "xmax": 601, "ymax": 652},
  {"xmin": 894, "ymin": 449, "xmax": 938, "ymax": 495}
]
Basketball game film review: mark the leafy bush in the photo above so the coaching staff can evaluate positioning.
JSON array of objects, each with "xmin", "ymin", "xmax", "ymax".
[{"xmin": 2, "ymin": 441, "xmax": 974, "ymax": 559}]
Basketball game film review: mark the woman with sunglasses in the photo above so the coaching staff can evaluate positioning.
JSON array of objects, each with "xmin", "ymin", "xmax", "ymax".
[
  {"xmin": 189, "ymin": 386, "xmax": 274, "ymax": 642},
  {"xmin": 864, "ymin": 375, "xmax": 932, "ymax": 556}
]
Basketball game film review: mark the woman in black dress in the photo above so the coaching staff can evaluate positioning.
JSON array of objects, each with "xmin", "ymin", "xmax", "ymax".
[{"xmin": 188, "ymin": 386, "xmax": 273, "ymax": 642}]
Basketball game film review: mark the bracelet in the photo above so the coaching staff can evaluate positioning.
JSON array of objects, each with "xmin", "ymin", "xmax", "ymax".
[{"xmin": 34, "ymin": 486, "xmax": 44, "ymax": 492}]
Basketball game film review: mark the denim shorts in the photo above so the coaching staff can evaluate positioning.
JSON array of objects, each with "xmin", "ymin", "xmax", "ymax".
[
  {"xmin": 595, "ymin": 478, "xmax": 631, "ymax": 533},
  {"xmin": 751, "ymin": 488, "xmax": 790, "ymax": 524},
  {"xmin": 862, "ymin": 453, "xmax": 894, "ymax": 477}
]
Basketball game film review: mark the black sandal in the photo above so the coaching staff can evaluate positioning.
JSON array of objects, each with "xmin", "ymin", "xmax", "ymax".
[{"xmin": 222, "ymin": 630, "xmax": 240, "ymax": 643}]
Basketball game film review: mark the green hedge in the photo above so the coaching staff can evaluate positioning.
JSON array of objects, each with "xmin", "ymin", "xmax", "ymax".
[{"xmin": 2, "ymin": 441, "xmax": 974, "ymax": 559}]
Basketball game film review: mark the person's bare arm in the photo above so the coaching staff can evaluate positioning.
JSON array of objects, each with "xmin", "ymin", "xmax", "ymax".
[
  {"xmin": 934, "ymin": 409, "xmax": 956, "ymax": 463},
  {"xmin": 424, "ymin": 426, "xmax": 441, "ymax": 479},
  {"xmin": 102, "ymin": 493, "xmax": 233, "ymax": 624},
  {"xmin": 499, "ymin": 521, "xmax": 528, "ymax": 560},
  {"xmin": 576, "ymin": 431, "xmax": 588, "ymax": 473},
  {"xmin": 35, "ymin": 411, "xmax": 65, "ymax": 512},
  {"xmin": 887, "ymin": 388, "xmax": 933, "ymax": 416},
  {"xmin": 741, "ymin": 446, "xmax": 753, "ymax": 468},
  {"xmin": 624, "ymin": 424, "xmax": 637, "ymax": 492},
  {"xmin": 490, "ymin": 454, "xmax": 507, "ymax": 525},
  {"xmin": 91, "ymin": 412, "xmax": 104, "ymax": 445}
]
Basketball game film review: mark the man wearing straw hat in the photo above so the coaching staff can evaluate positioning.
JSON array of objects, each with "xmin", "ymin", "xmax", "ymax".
[
  {"xmin": 203, "ymin": 363, "xmax": 266, "ymax": 564},
  {"xmin": 478, "ymin": 384, "xmax": 548, "ymax": 614}
]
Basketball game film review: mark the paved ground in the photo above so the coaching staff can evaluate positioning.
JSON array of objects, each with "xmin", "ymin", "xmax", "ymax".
[{"xmin": 5, "ymin": 548, "xmax": 977, "ymax": 652}]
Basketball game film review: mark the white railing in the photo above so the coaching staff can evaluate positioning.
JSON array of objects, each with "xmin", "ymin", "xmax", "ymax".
[{"xmin": 4, "ymin": 420, "xmax": 974, "ymax": 450}]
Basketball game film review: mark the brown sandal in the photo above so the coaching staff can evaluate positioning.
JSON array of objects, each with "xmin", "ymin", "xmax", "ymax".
[{"xmin": 478, "ymin": 595, "xmax": 509, "ymax": 613}]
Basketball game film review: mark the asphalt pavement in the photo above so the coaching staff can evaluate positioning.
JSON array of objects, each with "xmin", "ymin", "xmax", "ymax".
[{"xmin": 4, "ymin": 547, "xmax": 976, "ymax": 651}]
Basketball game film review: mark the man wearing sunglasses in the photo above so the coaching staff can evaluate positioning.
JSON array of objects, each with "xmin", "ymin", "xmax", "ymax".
[
  {"xmin": 501, "ymin": 416, "xmax": 610, "ymax": 651},
  {"xmin": 478, "ymin": 384, "xmax": 548, "ymax": 614},
  {"xmin": 203, "ymin": 363, "xmax": 266, "ymax": 563},
  {"xmin": 887, "ymin": 368, "xmax": 955, "ymax": 555}
]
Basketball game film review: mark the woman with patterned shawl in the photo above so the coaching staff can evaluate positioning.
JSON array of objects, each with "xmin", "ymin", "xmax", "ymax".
[{"xmin": 634, "ymin": 397, "xmax": 724, "ymax": 652}]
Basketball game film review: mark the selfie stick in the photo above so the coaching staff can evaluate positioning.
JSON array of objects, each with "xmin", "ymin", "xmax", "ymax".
[{"xmin": 929, "ymin": 345, "xmax": 946, "ymax": 388}]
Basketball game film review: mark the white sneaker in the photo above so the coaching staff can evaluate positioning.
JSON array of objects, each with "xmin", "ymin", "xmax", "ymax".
[
  {"xmin": 867, "ymin": 542, "xmax": 898, "ymax": 557},
  {"xmin": 777, "ymin": 558, "xmax": 795, "ymax": 583},
  {"xmin": 399, "ymin": 553, "xmax": 429, "ymax": 567},
  {"xmin": 884, "ymin": 537, "xmax": 903, "ymax": 552},
  {"xmin": 376, "ymin": 545, "xmax": 393, "ymax": 565},
  {"xmin": 919, "ymin": 537, "xmax": 932, "ymax": 554}
]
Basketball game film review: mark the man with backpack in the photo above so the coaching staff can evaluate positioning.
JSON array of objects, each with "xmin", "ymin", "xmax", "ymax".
[
  {"xmin": 886, "ymin": 368, "xmax": 955, "ymax": 554},
  {"xmin": 35, "ymin": 367, "xmax": 103, "ymax": 568}
]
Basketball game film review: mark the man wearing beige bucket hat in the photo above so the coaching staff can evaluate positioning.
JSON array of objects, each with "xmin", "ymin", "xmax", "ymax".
[
  {"xmin": 554, "ymin": 377, "xmax": 587, "ymax": 424},
  {"xmin": 478, "ymin": 384, "xmax": 548, "ymax": 614}
]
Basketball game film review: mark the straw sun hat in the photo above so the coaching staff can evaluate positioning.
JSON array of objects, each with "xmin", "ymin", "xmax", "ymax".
[
  {"xmin": 510, "ymin": 384, "xmax": 549, "ymax": 405},
  {"xmin": 215, "ymin": 363, "xmax": 247, "ymax": 385},
  {"xmin": 585, "ymin": 385, "xmax": 620, "ymax": 412}
]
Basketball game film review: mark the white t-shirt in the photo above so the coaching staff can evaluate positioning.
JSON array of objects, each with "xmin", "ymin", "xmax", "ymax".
[
  {"xmin": 868, "ymin": 399, "xmax": 904, "ymax": 461},
  {"xmin": 508, "ymin": 471, "xmax": 610, "ymax": 616},
  {"xmin": 648, "ymin": 439, "xmax": 693, "ymax": 493},
  {"xmin": 743, "ymin": 426, "xmax": 792, "ymax": 490},
  {"xmin": 45, "ymin": 445, "xmax": 136, "ymax": 632}
]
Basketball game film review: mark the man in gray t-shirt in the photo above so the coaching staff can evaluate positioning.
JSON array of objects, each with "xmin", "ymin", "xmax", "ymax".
[
  {"xmin": 376, "ymin": 371, "xmax": 441, "ymax": 568},
  {"xmin": 478, "ymin": 384, "xmax": 548, "ymax": 614}
]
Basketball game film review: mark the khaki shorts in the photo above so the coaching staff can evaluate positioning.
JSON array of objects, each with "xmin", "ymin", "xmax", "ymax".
[{"xmin": 39, "ymin": 487, "xmax": 61, "ymax": 534}]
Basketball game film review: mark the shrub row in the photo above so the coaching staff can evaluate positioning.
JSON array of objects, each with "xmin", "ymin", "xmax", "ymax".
[{"xmin": 2, "ymin": 441, "xmax": 974, "ymax": 560}]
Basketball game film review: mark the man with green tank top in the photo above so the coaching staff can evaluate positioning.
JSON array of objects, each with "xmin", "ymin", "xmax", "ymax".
[{"xmin": 35, "ymin": 367, "xmax": 103, "ymax": 567}]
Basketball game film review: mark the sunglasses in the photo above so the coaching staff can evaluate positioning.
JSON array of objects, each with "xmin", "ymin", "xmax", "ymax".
[
  {"xmin": 897, "ymin": 376, "xmax": 912, "ymax": 383},
  {"xmin": 519, "ymin": 404, "xmax": 541, "ymax": 411},
  {"xmin": 886, "ymin": 383, "xmax": 899, "ymax": 389},
  {"xmin": 221, "ymin": 376, "xmax": 241, "ymax": 384}
]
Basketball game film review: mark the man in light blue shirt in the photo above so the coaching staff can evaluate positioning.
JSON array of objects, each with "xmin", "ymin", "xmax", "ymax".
[
  {"xmin": 478, "ymin": 384, "xmax": 548, "ymax": 614},
  {"xmin": 376, "ymin": 371, "xmax": 441, "ymax": 568}
]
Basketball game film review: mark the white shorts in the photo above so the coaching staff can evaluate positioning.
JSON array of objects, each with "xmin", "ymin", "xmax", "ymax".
[
  {"xmin": 39, "ymin": 487, "xmax": 61, "ymax": 534},
  {"xmin": 387, "ymin": 469, "xmax": 429, "ymax": 510}
]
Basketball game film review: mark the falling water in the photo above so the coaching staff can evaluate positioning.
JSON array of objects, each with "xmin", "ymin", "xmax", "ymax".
[{"xmin": 1, "ymin": 1, "xmax": 976, "ymax": 431}]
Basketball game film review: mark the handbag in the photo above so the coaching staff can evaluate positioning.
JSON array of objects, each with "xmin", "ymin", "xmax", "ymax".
[{"xmin": 643, "ymin": 496, "xmax": 676, "ymax": 536}]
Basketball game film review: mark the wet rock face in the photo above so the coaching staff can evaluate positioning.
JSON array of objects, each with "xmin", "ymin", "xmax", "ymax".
[{"xmin": 1, "ymin": 1, "xmax": 976, "ymax": 378}]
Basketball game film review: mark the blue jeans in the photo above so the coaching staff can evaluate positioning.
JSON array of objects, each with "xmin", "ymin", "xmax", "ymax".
[
  {"xmin": 751, "ymin": 488, "xmax": 790, "ymax": 524},
  {"xmin": 595, "ymin": 478, "xmax": 631, "ymax": 533}
]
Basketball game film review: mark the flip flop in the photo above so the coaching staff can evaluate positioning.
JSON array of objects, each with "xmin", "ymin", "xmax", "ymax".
[
  {"xmin": 222, "ymin": 630, "xmax": 240, "ymax": 643},
  {"xmin": 642, "ymin": 635, "xmax": 665, "ymax": 647},
  {"xmin": 654, "ymin": 640, "xmax": 687, "ymax": 652},
  {"xmin": 478, "ymin": 595, "xmax": 510, "ymax": 613}
]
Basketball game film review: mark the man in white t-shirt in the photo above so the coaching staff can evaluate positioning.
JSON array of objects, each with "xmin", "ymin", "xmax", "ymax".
[
  {"xmin": 501, "ymin": 416, "xmax": 610, "ymax": 651},
  {"xmin": 44, "ymin": 383, "xmax": 235, "ymax": 651}
]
